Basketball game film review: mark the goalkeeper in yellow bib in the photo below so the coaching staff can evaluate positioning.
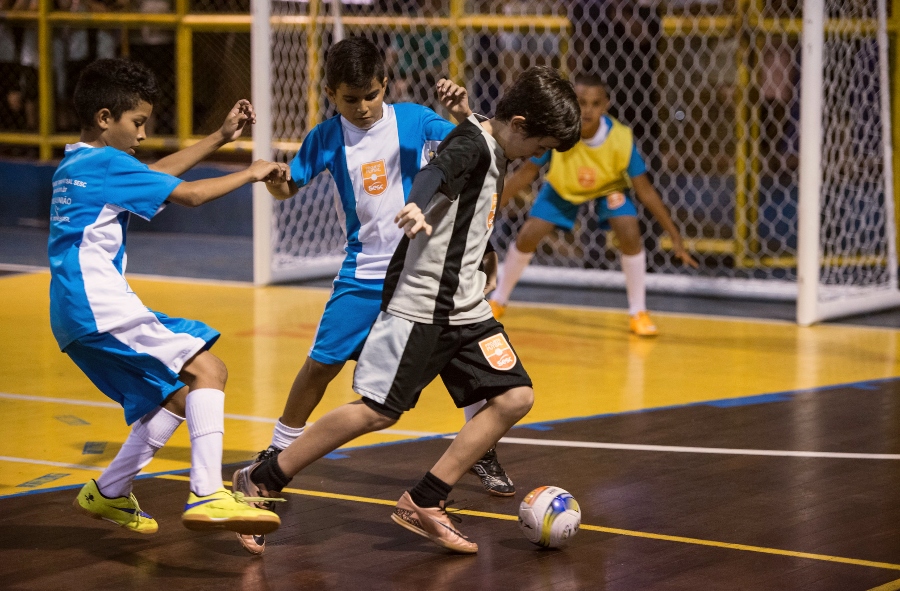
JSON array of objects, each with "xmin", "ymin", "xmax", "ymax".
[{"xmin": 489, "ymin": 74, "xmax": 698, "ymax": 336}]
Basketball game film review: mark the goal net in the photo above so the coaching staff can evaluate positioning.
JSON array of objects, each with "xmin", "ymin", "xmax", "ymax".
[{"xmin": 250, "ymin": 0, "xmax": 899, "ymax": 323}]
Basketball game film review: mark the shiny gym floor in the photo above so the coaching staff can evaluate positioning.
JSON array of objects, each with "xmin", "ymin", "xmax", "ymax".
[{"xmin": 1, "ymin": 230, "xmax": 900, "ymax": 590}]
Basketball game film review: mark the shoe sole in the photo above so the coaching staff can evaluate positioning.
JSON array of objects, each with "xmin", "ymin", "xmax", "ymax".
[
  {"xmin": 469, "ymin": 468, "xmax": 516, "ymax": 497},
  {"xmin": 236, "ymin": 533, "xmax": 266, "ymax": 555},
  {"xmin": 72, "ymin": 498, "xmax": 158, "ymax": 534},
  {"xmin": 182, "ymin": 513, "xmax": 280, "ymax": 534},
  {"xmin": 390, "ymin": 513, "xmax": 478, "ymax": 554},
  {"xmin": 232, "ymin": 468, "xmax": 268, "ymax": 555}
]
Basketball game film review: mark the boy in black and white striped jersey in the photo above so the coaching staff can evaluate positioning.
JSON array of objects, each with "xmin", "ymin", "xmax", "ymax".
[{"xmin": 235, "ymin": 66, "xmax": 581, "ymax": 554}]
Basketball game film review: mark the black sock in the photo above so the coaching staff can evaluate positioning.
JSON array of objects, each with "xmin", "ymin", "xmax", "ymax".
[
  {"xmin": 250, "ymin": 456, "xmax": 291, "ymax": 493},
  {"xmin": 409, "ymin": 471, "xmax": 452, "ymax": 508}
]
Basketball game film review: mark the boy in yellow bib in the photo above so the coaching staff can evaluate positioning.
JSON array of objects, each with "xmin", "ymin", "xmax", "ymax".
[{"xmin": 490, "ymin": 74, "xmax": 698, "ymax": 336}]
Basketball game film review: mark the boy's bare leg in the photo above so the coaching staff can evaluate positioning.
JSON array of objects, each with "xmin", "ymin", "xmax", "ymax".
[
  {"xmin": 491, "ymin": 218, "xmax": 556, "ymax": 310},
  {"xmin": 278, "ymin": 357, "xmax": 345, "ymax": 427},
  {"xmin": 430, "ymin": 386, "xmax": 534, "ymax": 486},
  {"xmin": 608, "ymin": 215, "xmax": 655, "ymax": 333},
  {"xmin": 276, "ymin": 400, "xmax": 397, "ymax": 477}
]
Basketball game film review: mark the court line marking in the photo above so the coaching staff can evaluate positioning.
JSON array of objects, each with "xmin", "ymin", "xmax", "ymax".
[
  {"xmin": 0, "ymin": 392, "xmax": 441, "ymax": 438},
  {"xmin": 9, "ymin": 267, "xmax": 898, "ymax": 332},
  {"xmin": 0, "ymin": 456, "xmax": 103, "ymax": 471},
  {"xmin": 868, "ymin": 578, "xmax": 900, "ymax": 591},
  {"xmin": 488, "ymin": 436, "xmax": 900, "ymax": 460},
  {"xmin": 4, "ymin": 391, "xmax": 899, "ymax": 461},
  {"xmin": 154, "ymin": 473, "xmax": 900, "ymax": 572}
]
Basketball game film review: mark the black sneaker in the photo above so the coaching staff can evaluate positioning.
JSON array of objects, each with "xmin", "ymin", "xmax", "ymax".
[
  {"xmin": 470, "ymin": 448, "xmax": 515, "ymax": 497},
  {"xmin": 255, "ymin": 445, "xmax": 282, "ymax": 464}
]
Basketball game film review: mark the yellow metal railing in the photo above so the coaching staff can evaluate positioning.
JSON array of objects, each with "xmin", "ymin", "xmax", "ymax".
[
  {"xmin": 1, "ymin": 3, "xmax": 896, "ymax": 262},
  {"xmin": 661, "ymin": 4, "xmax": 900, "ymax": 268},
  {"xmin": 0, "ymin": 1, "xmax": 569, "ymax": 160}
]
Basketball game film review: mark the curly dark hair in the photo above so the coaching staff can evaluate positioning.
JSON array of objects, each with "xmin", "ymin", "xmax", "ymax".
[
  {"xmin": 73, "ymin": 58, "xmax": 160, "ymax": 131},
  {"xmin": 325, "ymin": 36, "xmax": 386, "ymax": 91},
  {"xmin": 495, "ymin": 66, "xmax": 581, "ymax": 152}
]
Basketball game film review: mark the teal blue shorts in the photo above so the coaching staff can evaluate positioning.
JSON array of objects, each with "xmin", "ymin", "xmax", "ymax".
[{"xmin": 529, "ymin": 183, "xmax": 637, "ymax": 231}]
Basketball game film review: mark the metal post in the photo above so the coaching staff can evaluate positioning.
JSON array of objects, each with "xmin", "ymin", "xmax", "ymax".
[
  {"xmin": 251, "ymin": 0, "xmax": 273, "ymax": 285},
  {"xmin": 796, "ymin": 0, "xmax": 824, "ymax": 326}
]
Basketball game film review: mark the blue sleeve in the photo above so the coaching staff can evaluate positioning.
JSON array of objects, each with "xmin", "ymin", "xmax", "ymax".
[
  {"xmin": 290, "ymin": 124, "xmax": 330, "ymax": 188},
  {"xmin": 627, "ymin": 144, "xmax": 647, "ymax": 178},
  {"xmin": 420, "ymin": 105, "xmax": 455, "ymax": 140},
  {"xmin": 530, "ymin": 150, "xmax": 551, "ymax": 167},
  {"xmin": 103, "ymin": 152, "xmax": 182, "ymax": 220}
]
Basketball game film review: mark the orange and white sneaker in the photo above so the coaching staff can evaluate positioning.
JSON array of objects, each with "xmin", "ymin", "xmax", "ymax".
[
  {"xmin": 629, "ymin": 311, "xmax": 659, "ymax": 336},
  {"xmin": 391, "ymin": 491, "xmax": 478, "ymax": 554},
  {"xmin": 488, "ymin": 300, "xmax": 506, "ymax": 320}
]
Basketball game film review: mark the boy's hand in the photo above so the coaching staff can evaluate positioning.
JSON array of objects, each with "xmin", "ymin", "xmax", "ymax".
[
  {"xmin": 436, "ymin": 78, "xmax": 473, "ymax": 121},
  {"xmin": 672, "ymin": 238, "xmax": 700, "ymax": 268},
  {"xmin": 395, "ymin": 203, "xmax": 433, "ymax": 239},
  {"xmin": 248, "ymin": 160, "xmax": 290, "ymax": 183},
  {"xmin": 220, "ymin": 99, "xmax": 256, "ymax": 143}
]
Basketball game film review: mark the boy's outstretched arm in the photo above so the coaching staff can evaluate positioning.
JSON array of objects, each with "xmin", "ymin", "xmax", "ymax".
[
  {"xmin": 500, "ymin": 160, "xmax": 541, "ymax": 208},
  {"xmin": 631, "ymin": 173, "xmax": 699, "ymax": 268},
  {"xmin": 167, "ymin": 160, "xmax": 289, "ymax": 208},
  {"xmin": 150, "ymin": 100, "xmax": 255, "ymax": 177},
  {"xmin": 396, "ymin": 165, "xmax": 446, "ymax": 238},
  {"xmin": 436, "ymin": 78, "xmax": 473, "ymax": 123}
]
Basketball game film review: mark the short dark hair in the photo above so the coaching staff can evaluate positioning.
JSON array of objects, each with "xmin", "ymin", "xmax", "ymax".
[
  {"xmin": 573, "ymin": 73, "xmax": 606, "ymax": 90},
  {"xmin": 73, "ymin": 58, "xmax": 159, "ymax": 131},
  {"xmin": 494, "ymin": 66, "xmax": 581, "ymax": 152},
  {"xmin": 325, "ymin": 36, "xmax": 386, "ymax": 90}
]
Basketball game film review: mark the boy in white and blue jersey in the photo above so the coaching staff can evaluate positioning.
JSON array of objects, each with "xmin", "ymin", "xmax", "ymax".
[
  {"xmin": 233, "ymin": 37, "xmax": 512, "ymax": 554},
  {"xmin": 235, "ymin": 66, "xmax": 582, "ymax": 554},
  {"xmin": 54, "ymin": 58, "xmax": 287, "ymax": 537}
]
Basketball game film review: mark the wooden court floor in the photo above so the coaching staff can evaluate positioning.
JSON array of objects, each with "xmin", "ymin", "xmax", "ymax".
[{"xmin": 2, "ymin": 269, "xmax": 900, "ymax": 590}]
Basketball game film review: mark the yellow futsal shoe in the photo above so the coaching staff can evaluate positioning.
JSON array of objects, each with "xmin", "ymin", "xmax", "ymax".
[
  {"xmin": 629, "ymin": 311, "xmax": 659, "ymax": 337},
  {"xmin": 73, "ymin": 479, "xmax": 158, "ymax": 534},
  {"xmin": 488, "ymin": 300, "xmax": 506, "ymax": 320},
  {"xmin": 182, "ymin": 488, "xmax": 283, "ymax": 534}
]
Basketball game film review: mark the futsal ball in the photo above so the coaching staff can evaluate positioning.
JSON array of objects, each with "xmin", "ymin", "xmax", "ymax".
[{"xmin": 518, "ymin": 486, "xmax": 581, "ymax": 548}]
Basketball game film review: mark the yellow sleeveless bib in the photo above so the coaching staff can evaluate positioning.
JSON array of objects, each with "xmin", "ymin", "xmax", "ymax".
[{"xmin": 544, "ymin": 117, "xmax": 634, "ymax": 205}]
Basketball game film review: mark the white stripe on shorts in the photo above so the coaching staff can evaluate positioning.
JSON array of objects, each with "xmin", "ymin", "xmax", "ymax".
[
  {"xmin": 108, "ymin": 313, "xmax": 208, "ymax": 374},
  {"xmin": 352, "ymin": 311, "xmax": 414, "ymax": 404}
]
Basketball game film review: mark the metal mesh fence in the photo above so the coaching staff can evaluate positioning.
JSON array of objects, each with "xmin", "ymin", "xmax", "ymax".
[{"xmin": 818, "ymin": 0, "xmax": 895, "ymax": 300}]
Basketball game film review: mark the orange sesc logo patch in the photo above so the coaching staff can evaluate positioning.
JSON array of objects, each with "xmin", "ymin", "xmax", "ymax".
[
  {"xmin": 606, "ymin": 191, "xmax": 626, "ymax": 209},
  {"xmin": 577, "ymin": 166, "xmax": 596, "ymax": 188},
  {"xmin": 362, "ymin": 160, "xmax": 388, "ymax": 196},
  {"xmin": 478, "ymin": 333, "xmax": 517, "ymax": 371},
  {"xmin": 487, "ymin": 193, "xmax": 498, "ymax": 230}
]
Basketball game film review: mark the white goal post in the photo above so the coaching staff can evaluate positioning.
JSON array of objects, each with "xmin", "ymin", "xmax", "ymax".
[{"xmin": 250, "ymin": 0, "xmax": 900, "ymax": 324}]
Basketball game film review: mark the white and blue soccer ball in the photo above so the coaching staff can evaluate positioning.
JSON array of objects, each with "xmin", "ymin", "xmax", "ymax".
[{"xmin": 518, "ymin": 486, "xmax": 581, "ymax": 548}]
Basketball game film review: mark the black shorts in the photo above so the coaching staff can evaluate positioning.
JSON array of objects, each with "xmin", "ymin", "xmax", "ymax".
[{"xmin": 352, "ymin": 312, "xmax": 532, "ymax": 417}]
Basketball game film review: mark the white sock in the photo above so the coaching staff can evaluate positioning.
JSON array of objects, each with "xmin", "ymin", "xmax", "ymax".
[
  {"xmin": 97, "ymin": 406, "xmax": 183, "ymax": 498},
  {"xmin": 271, "ymin": 419, "xmax": 305, "ymax": 450},
  {"xmin": 463, "ymin": 400, "xmax": 487, "ymax": 423},
  {"xmin": 621, "ymin": 250, "xmax": 647, "ymax": 316},
  {"xmin": 185, "ymin": 388, "xmax": 225, "ymax": 497},
  {"xmin": 492, "ymin": 244, "xmax": 534, "ymax": 305}
]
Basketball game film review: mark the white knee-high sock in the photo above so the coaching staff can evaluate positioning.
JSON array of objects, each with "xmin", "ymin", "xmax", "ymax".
[
  {"xmin": 621, "ymin": 250, "xmax": 647, "ymax": 316},
  {"xmin": 463, "ymin": 400, "xmax": 487, "ymax": 423},
  {"xmin": 185, "ymin": 388, "xmax": 225, "ymax": 496},
  {"xmin": 97, "ymin": 406, "xmax": 184, "ymax": 498},
  {"xmin": 492, "ymin": 244, "xmax": 534, "ymax": 305},
  {"xmin": 271, "ymin": 419, "xmax": 305, "ymax": 450}
]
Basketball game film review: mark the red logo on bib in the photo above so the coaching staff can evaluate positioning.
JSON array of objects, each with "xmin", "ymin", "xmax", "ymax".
[
  {"xmin": 487, "ymin": 193, "xmax": 498, "ymax": 230},
  {"xmin": 362, "ymin": 160, "xmax": 388, "ymax": 196},
  {"xmin": 606, "ymin": 192, "xmax": 626, "ymax": 209},
  {"xmin": 479, "ymin": 334, "xmax": 517, "ymax": 371},
  {"xmin": 577, "ymin": 166, "xmax": 596, "ymax": 188}
]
